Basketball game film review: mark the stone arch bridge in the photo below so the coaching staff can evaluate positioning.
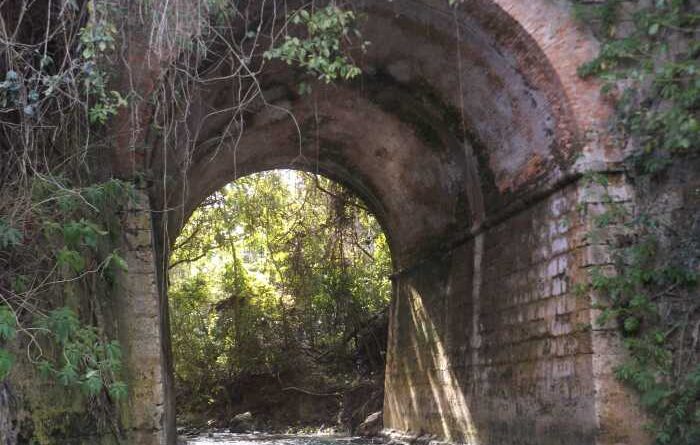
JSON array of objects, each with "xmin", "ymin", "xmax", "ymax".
[{"xmin": 110, "ymin": 1, "xmax": 649, "ymax": 444}]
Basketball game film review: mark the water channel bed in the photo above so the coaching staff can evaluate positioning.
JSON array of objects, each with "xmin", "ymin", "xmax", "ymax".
[{"xmin": 182, "ymin": 433, "xmax": 386, "ymax": 445}]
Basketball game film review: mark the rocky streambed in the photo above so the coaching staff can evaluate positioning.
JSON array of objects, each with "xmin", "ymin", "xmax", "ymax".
[{"xmin": 181, "ymin": 433, "xmax": 386, "ymax": 445}]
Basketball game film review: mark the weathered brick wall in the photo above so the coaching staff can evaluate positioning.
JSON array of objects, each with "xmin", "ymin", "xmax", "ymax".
[{"xmin": 384, "ymin": 177, "xmax": 647, "ymax": 445}]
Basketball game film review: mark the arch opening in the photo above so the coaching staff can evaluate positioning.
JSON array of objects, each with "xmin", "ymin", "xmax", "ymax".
[{"xmin": 168, "ymin": 170, "xmax": 394, "ymax": 434}]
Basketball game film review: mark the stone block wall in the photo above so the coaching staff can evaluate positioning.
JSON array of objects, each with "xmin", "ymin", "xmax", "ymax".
[
  {"xmin": 384, "ymin": 177, "xmax": 647, "ymax": 445},
  {"xmin": 116, "ymin": 191, "xmax": 167, "ymax": 445}
]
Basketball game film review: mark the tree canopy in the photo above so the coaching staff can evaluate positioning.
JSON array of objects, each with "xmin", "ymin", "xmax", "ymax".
[{"xmin": 169, "ymin": 170, "xmax": 391, "ymax": 423}]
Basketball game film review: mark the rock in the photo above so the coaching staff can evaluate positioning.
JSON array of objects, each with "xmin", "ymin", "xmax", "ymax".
[
  {"xmin": 229, "ymin": 411, "xmax": 254, "ymax": 433},
  {"xmin": 357, "ymin": 411, "xmax": 382, "ymax": 437}
]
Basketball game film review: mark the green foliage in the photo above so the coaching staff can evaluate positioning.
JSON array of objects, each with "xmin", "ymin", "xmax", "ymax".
[
  {"xmin": 35, "ymin": 307, "xmax": 127, "ymax": 399},
  {"xmin": 0, "ymin": 306, "xmax": 17, "ymax": 341},
  {"xmin": 0, "ymin": 304, "xmax": 128, "ymax": 400},
  {"xmin": 0, "ymin": 176, "xmax": 133, "ymax": 423},
  {"xmin": 572, "ymin": 0, "xmax": 621, "ymax": 33},
  {"xmin": 0, "ymin": 0, "xmax": 125, "ymax": 125},
  {"xmin": 264, "ymin": 6, "xmax": 364, "ymax": 84},
  {"xmin": 34, "ymin": 180, "xmax": 131, "ymax": 276},
  {"xmin": 170, "ymin": 171, "xmax": 391, "ymax": 412},
  {"xmin": 0, "ymin": 0, "xmax": 376, "ymax": 438},
  {"xmin": 0, "ymin": 305, "xmax": 17, "ymax": 380},
  {"xmin": 56, "ymin": 248, "xmax": 86, "ymax": 273},
  {"xmin": 0, "ymin": 349, "xmax": 14, "ymax": 380},
  {"xmin": 79, "ymin": 5, "xmax": 117, "ymax": 59},
  {"xmin": 105, "ymin": 250, "xmax": 129, "ymax": 273},
  {"xmin": 574, "ymin": 0, "xmax": 700, "ymax": 173},
  {"xmin": 0, "ymin": 218, "xmax": 22, "ymax": 249},
  {"xmin": 31, "ymin": 177, "xmax": 134, "ymax": 216},
  {"xmin": 80, "ymin": 1, "xmax": 126, "ymax": 124},
  {"xmin": 58, "ymin": 219, "xmax": 108, "ymax": 250},
  {"xmin": 575, "ymin": 4, "xmax": 700, "ymax": 442},
  {"xmin": 584, "ymin": 185, "xmax": 699, "ymax": 444}
]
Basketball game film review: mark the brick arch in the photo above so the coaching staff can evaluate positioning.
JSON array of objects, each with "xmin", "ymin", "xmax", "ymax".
[
  {"xmin": 170, "ymin": 0, "xmax": 615, "ymax": 226},
  {"xmin": 124, "ymin": 2, "xmax": 646, "ymax": 444}
]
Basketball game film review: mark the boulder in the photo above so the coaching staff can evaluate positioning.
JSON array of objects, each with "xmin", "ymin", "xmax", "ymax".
[
  {"xmin": 229, "ymin": 411, "xmax": 254, "ymax": 433},
  {"xmin": 356, "ymin": 411, "xmax": 382, "ymax": 437}
]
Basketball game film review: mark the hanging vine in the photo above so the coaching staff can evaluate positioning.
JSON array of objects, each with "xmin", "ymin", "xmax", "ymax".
[{"xmin": 0, "ymin": 0, "xmax": 365, "ymax": 440}]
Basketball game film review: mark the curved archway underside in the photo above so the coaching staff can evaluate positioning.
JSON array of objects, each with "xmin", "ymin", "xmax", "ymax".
[{"xmin": 125, "ymin": 1, "xmax": 648, "ymax": 444}]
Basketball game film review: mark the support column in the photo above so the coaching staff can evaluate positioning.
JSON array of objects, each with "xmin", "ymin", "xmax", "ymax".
[{"xmin": 117, "ymin": 190, "xmax": 167, "ymax": 445}]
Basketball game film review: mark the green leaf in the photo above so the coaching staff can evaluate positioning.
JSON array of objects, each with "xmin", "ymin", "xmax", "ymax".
[
  {"xmin": 640, "ymin": 386, "xmax": 669, "ymax": 408},
  {"xmin": 42, "ymin": 307, "xmax": 80, "ymax": 344},
  {"xmin": 62, "ymin": 221, "xmax": 84, "ymax": 248},
  {"xmin": 653, "ymin": 330, "xmax": 666, "ymax": 345},
  {"xmin": 0, "ymin": 305, "xmax": 16, "ymax": 340},
  {"xmin": 11, "ymin": 275, "xmax": 28, "ymax": 294},
  {"xmin": 108, "ymin": 381, "xmax": 128, "ymax": 400},
  {"xmin": 82, "ymin": 369, "xmax": 103, "ymax": 395},
  {"xmin": 0, "ymin": 349, "xmax": 14, "ymax": 379},
  {"xmin": 37, "ymin": 360, "xmax": 54, "ymax": 378},
  {"xmin": 105, "ymin": 340, "xmax": 122, "ymax": 363},
  {"xmin": 263, "ymin": 5, "xmax": 362, "ymax": 82},
  {"xmin": 106, "ymin": 251, "xmax": 128, "ymax": 272},
  {"xmin": 57, "ymin": 363, "xmax": 79, "ymax": 386},
  {"xmin": 0, "ymin": 219, "xmax": 22, "ymax": 249},
  {"xmin": 57, "ymin": 248, "xmax": 86, "ymax": 273}
]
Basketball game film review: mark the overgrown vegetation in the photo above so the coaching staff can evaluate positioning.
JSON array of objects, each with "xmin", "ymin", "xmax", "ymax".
[
  {"xmin": 264, "ymin": 5, "xmax": 365, "ymax": 86},
  {"xmin": 574, "ymin": 0, "xmax": 699, "ymax": 172},
  {"xmin": 0, "ymin": 176, "xmax": 133, "ymax": 439},
  {"xmin": 1, "ymin": 0, "xmax": 365, "ymax": 440},
  {"xmin": 581, "ymin": 172, "xmax": 699, "ymax": 444},
  {"xmin": 573, "ymin": 1, "xmax": 699, "ymax": 443},
  {"xmin": 0, "ymin": 4, "xmax": 135, "ymax": 433},
  {"xmin": 169, "ymin": 171, "xmax": 391, "ymax": 428}
]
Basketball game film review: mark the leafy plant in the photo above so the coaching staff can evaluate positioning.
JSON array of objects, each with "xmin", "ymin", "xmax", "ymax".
[
  {"xmin": 35, "ymin": 307, "xmax": 127, "ymax": 399},
  {"xmin": 0, "ymin": 174, "xmax": 134, "ymax": 429},
  {"xmin": 582, "ymin": 173, "xmax": 699, "ymax": 444},
  {"xmin": 574, "ymin": 3, "xmax": 700, "ymax": 441},
  {"xmin": 0, "ymin": 349, "xmax": 13, "ymax": 380},
  {"xmin": 79, "ymin": 2, "xmax": 127, "ymax": 125},
  {"xmin": 169, "ymin": 171, "xmax": 391, "ymax": 414},
  {"xmin": 264, "ymin": 6, "xmax": 365, "ymax": 83},
  {"xmin": 574, "ymin": 0, "xmax": 700, "ymax": 172},
  {"xmin": 0, "ymin": 219, "xmax": 22, "ymax": 249},
  {"xmin": 0, "ymin": 305, "xmax": 17, "ymax": 380},
  {"xmin": 0, "ymin": 306, "xmax": 17, "ymax": 341}
]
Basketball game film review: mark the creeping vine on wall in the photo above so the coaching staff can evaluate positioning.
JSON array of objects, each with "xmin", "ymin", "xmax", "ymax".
[
  {"xmin": 574, "ymin": 1, "xmax": 699, "ymax": 443},
  {"xmin": 0, "ymin": 176, "xmax": 134, "ymax": 440},
  {"xmin": 574, "ymin": 0, "xmax": 699, "ymax": 172}
]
